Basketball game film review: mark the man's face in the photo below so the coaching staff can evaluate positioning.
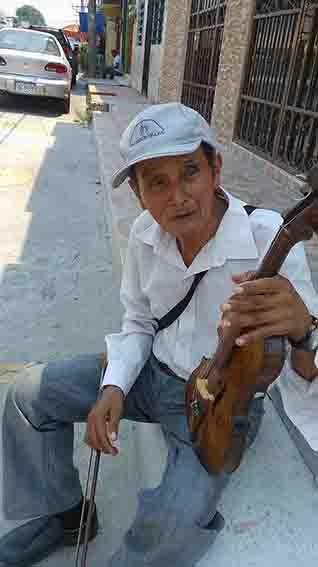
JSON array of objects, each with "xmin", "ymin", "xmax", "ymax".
[{"xmin": 132, "ymin": 146, "xmax": 221, "ymax": 241}]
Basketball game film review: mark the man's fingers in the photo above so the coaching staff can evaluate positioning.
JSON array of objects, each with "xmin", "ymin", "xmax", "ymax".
[
  {"xmin": 84, "ymin": 420, "xmax": 100, "ymax": 451},
  {"xmin": 235, "ymin": 322, "xmax": 285, "ymax": 346},
  {"xmin": 84, "ymin": 387, "xmax": 124, "ymax": 455},
  {"xmin": 106, "ymin": 423, "xmax": 120, "ymax": 453},
  {"xmin": 232, "ymin": 274, "xmax": 290, "ymax": 297},
  {"xmin": 108, "ymin": 406, "xmax": 121, "ymax": 436},
  {"xmin": 221, "ymin": 296, "xmax": 280, "ymax": 314},
  {"xmin": 221, "ymin": 302, "xmax": 294, "ymax": 335},
  {"xmin": 227, "ymin": 275, "xmax": 310, "ymax": 344},
  {"xmin": 107, "ymin": 405, "xmax": 122, "ymax": 451},
  {"xmin": 85, "ymin": 409, "xmax": 116, "ymax": 455},
  {"xmin": 231, "ymin": 271, "xmax": 256, "ymax": 284},
  {"xmin": 236, "ymin": 310, "xmax": 286, "ymax": 332}
]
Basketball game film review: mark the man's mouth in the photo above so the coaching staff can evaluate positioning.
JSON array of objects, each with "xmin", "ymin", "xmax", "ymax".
[{"xmin": 174, "ymin": 211, "xmax": 194, "ymax": 220}]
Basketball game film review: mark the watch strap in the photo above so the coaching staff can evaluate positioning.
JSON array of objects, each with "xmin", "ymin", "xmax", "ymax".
[{"xmin": 289, "ymin": 316, "xmax": 318, "ymax": 350}]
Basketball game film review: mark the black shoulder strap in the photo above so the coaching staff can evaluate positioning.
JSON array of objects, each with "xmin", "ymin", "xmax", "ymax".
[
  {"xmin": 244, "ymin": 205, "xmax": 258, "ymax": 216},
  {"xmin": 156, "ymin": 205, "xmax": 258, "ymax": 332},
  {"xmin": 156, "ymin": 270, "xmax": 207, "ymax": 331}
]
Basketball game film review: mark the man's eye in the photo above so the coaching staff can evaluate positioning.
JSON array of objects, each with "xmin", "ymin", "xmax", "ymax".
[
  {"xmin": 185, "ymin": 165, "xmax": 199, "ymax": 177},
  {"xmin": 150, "ymin": 179, "xmax": 167, "ymax": 190}
]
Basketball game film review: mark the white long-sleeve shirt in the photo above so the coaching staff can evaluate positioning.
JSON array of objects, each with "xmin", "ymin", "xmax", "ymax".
[{"xmin": 103, "ymin": 191, "xmax": 318, "ymax": 450}]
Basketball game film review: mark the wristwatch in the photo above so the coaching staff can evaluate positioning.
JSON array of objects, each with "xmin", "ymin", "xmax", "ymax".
[{"xmin": 289, "ymin": 316, "xmax": 318, "ymax": 352}]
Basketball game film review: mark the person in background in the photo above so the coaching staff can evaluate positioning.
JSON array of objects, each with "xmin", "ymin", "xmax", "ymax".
[
  {"xmin": 111, "ymin": 48, "xmax": 121, "ymax": 73},
  {"xmin": 103, "ymin": 48, "xmax": 122, "ymax": 80}
]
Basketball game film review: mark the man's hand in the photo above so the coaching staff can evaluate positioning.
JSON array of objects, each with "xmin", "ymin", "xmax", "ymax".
[
  {"xmin": 220, "ymin": 272, "xmax": 312, "ymax": 346},
  {"xmin": 84, "ymin": 386, "xmax": 124, "ymax": 455}
]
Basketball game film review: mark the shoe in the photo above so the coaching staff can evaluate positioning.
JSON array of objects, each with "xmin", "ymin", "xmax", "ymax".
[{"xmin": 0, "ymin": 500, "xmax": 98, "ymax": 566}]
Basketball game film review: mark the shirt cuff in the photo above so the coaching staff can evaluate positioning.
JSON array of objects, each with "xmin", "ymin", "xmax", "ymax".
[
  {"xmin": 101, "ymin": 358, "xmax": 137, "ymax": 396},
  {"xmin": 277, "ymin": 354, "xmax": 318, "ymax": 450}
]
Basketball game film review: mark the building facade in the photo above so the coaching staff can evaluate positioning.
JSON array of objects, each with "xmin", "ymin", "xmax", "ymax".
[
  {"xmin": 130, "ymin": 0, "xmax": 318, "ymax": 187},
  {"xmin": 130, "ymin": 0, "xmax": 190, "ymax": 101}
]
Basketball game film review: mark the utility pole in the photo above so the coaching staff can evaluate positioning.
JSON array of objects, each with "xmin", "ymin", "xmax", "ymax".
[{"xmin": 88, "ymin": 0, "xmax": 96, "ymax": 78}]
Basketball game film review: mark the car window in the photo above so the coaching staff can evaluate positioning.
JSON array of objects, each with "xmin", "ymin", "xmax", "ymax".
[
  {"xmin": 53, "ymin": 32, "xmax": 67, "ymax": 49},
  {"xmin": 46, "ymin": 38, "xmax": 60, "ymax": 56},
  {"xmin": 0, "ymin": 30, "xmax": 61, "ymax": 55},
  {"xmin": 30, "ymin": 28, "xmax": 68, "ymax": 51},
  {"xmin": 54, "ymin": 33, "xmax": 66, "ymax": 47},
  {"xmin": 62, "ymin": 33, "xmax": 69, "ymax": 45}
]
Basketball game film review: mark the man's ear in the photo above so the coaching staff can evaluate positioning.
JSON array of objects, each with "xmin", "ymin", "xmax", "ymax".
[
  {"xmin": 128, "ymin": 177, "xmax": 138, "ymax": 195},
  {"xmin": 214, "ymin": 153, "xmax": 223, "ymax": 187},
  {"xmin": 128, "ymin": 177, "xmax": 146, "ymax": 209},
  {"xmin": 215, "ymin": 153, "xmax": 223, "ymax": 173}
]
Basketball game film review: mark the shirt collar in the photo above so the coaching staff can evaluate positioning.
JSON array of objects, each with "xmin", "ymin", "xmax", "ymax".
[{"xmin": 136, "ymin": 189, "xmax": 259, "ymax": 277}]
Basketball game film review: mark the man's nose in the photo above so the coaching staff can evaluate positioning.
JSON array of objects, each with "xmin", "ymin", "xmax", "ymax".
[{"xmin": 169, "ymin": 179, "xmax": 187, "ymax": 204}]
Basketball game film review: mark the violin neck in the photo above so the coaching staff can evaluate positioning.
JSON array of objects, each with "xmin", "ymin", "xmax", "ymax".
[{"xmin": 255, "ymin": 226, "xmax": 295, "ymax": 280}]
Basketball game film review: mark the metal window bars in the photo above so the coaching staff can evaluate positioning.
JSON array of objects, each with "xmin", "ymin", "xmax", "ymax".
[
  {"xmin": 235, "ymin": 0, "xmax": 318, "ymax": 175},
  {"xmin": 151, "ymin": 0, "xmax": 165, "ymax": 45},
  {"xmin": 137, "ymin": 0, "xmax": 145, "ymax": 46},
  {"xmin": 181, "ymin": 0, "xmax": 227, "ymax": 124}
]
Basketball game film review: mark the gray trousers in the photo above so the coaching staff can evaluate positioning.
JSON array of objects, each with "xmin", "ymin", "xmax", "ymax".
[{"xmin": 2, "ymin": 353, "xmax": 264, "ymax": 566}]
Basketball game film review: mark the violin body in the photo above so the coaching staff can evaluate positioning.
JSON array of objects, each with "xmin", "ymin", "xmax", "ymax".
[{"xmin": 185, "ymin": 336, "xmax": 285, "ymax": 474}]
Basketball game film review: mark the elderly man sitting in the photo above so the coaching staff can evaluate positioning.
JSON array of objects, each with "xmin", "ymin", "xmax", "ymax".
[{"xmin": 1, "ymin": 103, "xmax": 318, "ymax": 566}]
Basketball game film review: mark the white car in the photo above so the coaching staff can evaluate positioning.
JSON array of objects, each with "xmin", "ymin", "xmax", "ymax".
[{"xmin": 0, "ymin": 27, "xmax": 72, "ymax": 113}]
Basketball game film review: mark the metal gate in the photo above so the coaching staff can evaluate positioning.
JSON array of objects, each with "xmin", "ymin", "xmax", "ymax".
[
  {"xmin": 181, "ymin": 0, "xmax": 226, "ymax": 124},
  {"xmin": 142, "ymin": 0, "xmax": 154, "ymax": 96},
  {"xmin": 236, "ymin": 0, "xmax": 318, "ymax": 175}
]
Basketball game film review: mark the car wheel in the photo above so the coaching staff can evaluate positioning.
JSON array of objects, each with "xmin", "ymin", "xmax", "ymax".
[{"xmin": 62, "ymin": 95, "xmax": 71, "ymax": 114}]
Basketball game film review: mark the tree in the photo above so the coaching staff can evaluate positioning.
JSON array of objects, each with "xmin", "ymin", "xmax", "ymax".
[{"xmin": 15, "ymin": 5, "xmax": 46, "ymax": 26}]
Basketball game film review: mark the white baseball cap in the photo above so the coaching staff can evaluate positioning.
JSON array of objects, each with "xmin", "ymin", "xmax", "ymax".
[{"xmin": 111, "ymin": 102, "xmax": 223, "ymax": 189}]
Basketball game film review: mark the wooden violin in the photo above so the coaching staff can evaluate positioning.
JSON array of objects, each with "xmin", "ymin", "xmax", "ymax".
[{"xmin": 185, "ymin": 166, "xmax": 318, "ymax": 474}]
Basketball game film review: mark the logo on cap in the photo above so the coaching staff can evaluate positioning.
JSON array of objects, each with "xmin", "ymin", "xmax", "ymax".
[{"xmin": 130, "ymin": 120, "xmax": 165, "ymax": 146}]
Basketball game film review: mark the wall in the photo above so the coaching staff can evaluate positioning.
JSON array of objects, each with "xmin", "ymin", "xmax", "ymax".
[
  {"xmin": 130, "ymin": 0, "xmax": 146, "ymax": 93},
  {"xmin": 213, "ymin": 0, "xmax": 256, "ymax": 145},
  {"xmin": 130, "ymin": 0, "xmax": 163, "ymax": 101},
  {"xmin": 131, "ymin": 45, "xmax": 144, "ymax": 92},
  {"xmin": 159, "ymin": 0, "xmax": 191, "ymax": 102},
  {"xmin": 147, "ymin": 45, "xmax": 162, "ymax": 102},
  {"xmin": 130, "ymin": 0, "xmax": 186, "ymax": 103}
]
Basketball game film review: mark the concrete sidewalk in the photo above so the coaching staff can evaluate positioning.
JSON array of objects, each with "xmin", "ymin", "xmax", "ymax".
[{"xmin": 92, "ymin": 82, "xmax": 318, "ymax": 566}]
